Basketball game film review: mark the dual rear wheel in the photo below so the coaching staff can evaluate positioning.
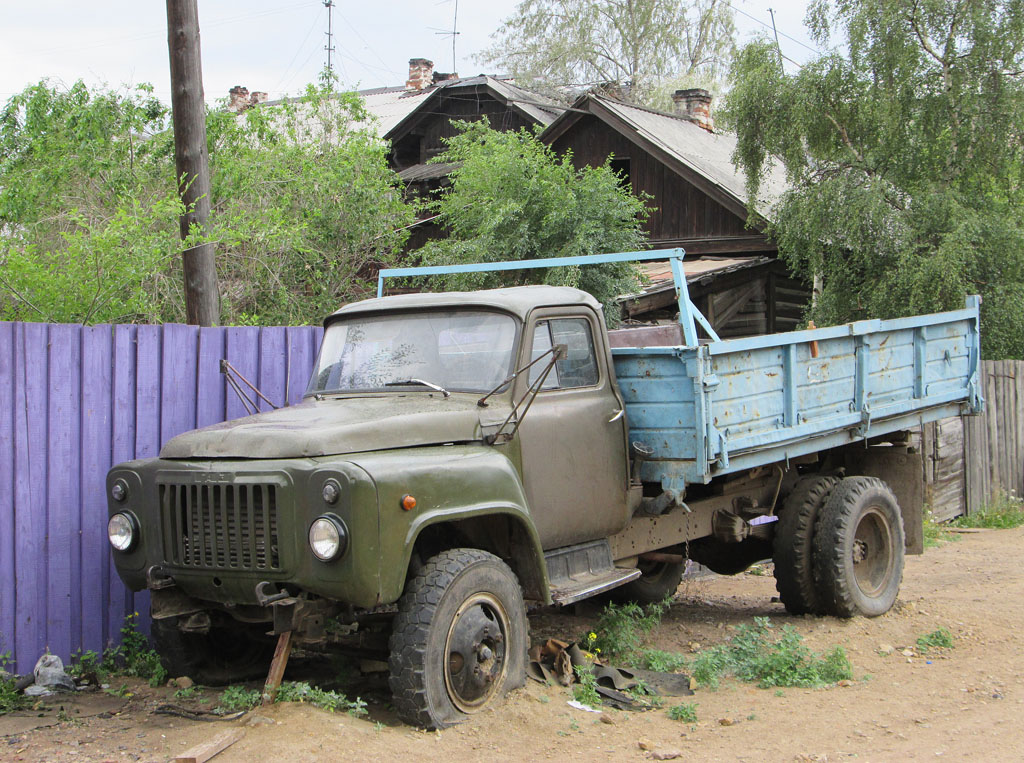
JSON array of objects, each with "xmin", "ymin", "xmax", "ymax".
[{"xmin": 773, "ymin": 475, "xmax": 905, "ymax": 618}]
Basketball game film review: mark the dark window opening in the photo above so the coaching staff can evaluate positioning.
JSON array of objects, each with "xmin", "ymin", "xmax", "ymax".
[{"xmin": 609, "ymin": 157, "xmax": 632, "ymax": 188}]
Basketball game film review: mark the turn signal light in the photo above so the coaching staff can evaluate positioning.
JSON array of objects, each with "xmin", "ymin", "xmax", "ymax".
[{"xmin": 401, "ymin": 494, "xmax": 417, "ymax": 511}]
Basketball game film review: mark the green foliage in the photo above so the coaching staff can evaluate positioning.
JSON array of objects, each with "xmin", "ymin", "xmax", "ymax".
[
  {"xmin": 916, "ymin": 627, "xmax": 954, "ymax": 652},
  {"xmin": 572, "ymin": 665, "xmax": 602, "ymax": 707},
  {"xmin": 640, "ymin": 648, "xmax": 689, "ymax": 673},
  {"xmin": 691, "ymin": 617, "xmax": 853, "ymax": 689},
  {"xmin": 413, "ymin": 120, "xmax": 648, "ymax": 325},
  {"xmin": 274, "ymin": 681, "xmax": 368, "ymax": 716},
  {"xmin": 1, "ymin": 651, "xmax": 27, "ymax": 715},
  {"xmin": 477, "ymin": 0, "xmax": 736, "ymax": 105},
  {"xmin": 666, "ymin": 701, "xmax": 698, "ymax": 722},
  {"xmin": 99, "ymin": 613, "xmax": 167, "ymax": 688},
  {"xmin": 0, "ymin": 79, "xmax": 413, "ymax": 325},
  {"xmin": 952, "ymin": 491, "xmax": 1024, "ymax": 529},
  {"xmin": 723, "ymin": 1, "xmax": 1024, "ymax": 359},
  {"xmin": 922, "ymin": 509, "xmax": 957, "ymax": 548},
  {"xmin": 587, "ymin": 598, "xmax": 670, "ymax": 660},
  {"xmin": 215, "ymin": 685, "xmax": 261, "ymax": 713}
]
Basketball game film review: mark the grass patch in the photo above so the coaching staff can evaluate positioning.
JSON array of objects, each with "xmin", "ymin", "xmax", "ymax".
[
  {"xmin": 215, "ymin": 685, "xmax": 260, "ymax": 713},
  {"xmin": 691, "ymin": 617, "xmax": 852, "ymax": 689},
  {"xmin": 586, "ymin": 598, "xmax": 670, "ymax": 661},
  {"xmin": 639, "ymin": 648, "xmax": 688, "ymax": 673},
  {"xmin": 275, "ymin": 681, "xmax": 368, "ymax": 716},
  {"xmin": 667, "ymin": 701, "xmax": 698, "ymax": 722},
  {"xmin": 1, "ymin": 652, "xmax": 28, "ymax": 715},
  {"xmin": 916, "ymin": 627, "xmax": 954, "ymax": 652},
  {"xmin": 923, "ymin": 509, "xmax": 957, "ymax": 548},
  {"xmin": 572, "ymin": 665, "xmax": 601, "ymax": 708},
  {"xmin": 951, "ymin": 491, "xmax": 1024, "ymax": 529}
]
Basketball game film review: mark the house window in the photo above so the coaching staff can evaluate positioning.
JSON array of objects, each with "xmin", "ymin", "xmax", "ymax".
[{"xmin": 609, "ymin": 157, "xmax": 632, "ymax": 188}]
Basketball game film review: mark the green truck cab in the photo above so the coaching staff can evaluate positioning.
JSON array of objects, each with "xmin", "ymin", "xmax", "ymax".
[{"xmin": 108, "ymin": 252, "xmax": 982, "ymax": 728}]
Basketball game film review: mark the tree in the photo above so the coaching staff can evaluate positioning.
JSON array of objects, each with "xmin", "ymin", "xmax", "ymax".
[
  {"xmin": 411, "ymin": 120, "xmax": 649, "ymax": 324},
  {"xmin": 0, "ymin": 80, "xmax": 414, "ymax": 325},
  {"xmin": 477, "ymin": 0, "xmax": 736, "ymax": 106},
  {"xmin": 724, "ymin": 0, "xmax": 1024, "ymax": 359}
]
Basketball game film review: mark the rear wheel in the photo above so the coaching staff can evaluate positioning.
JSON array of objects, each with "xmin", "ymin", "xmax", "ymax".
[
  {"xmin": 388, "ymin": 549, "xmax": 527, "ymax": 729},
  {"xmin": 608, "ymin": 558, "xmax": 685, "ymax": 604},
  {"xmin": 150, "ymin": 612, "xmax": 275, "ymax": 685},
  {"xmin": 812, "ymin": 477, "xmax": 905, "ymax": 617},
  {"xmin": 773, "ymin": 475, "xmax": 839, "ymax": 615}
]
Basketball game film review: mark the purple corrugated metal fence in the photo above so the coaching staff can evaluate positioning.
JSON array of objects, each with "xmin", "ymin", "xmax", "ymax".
[{"xmin": 0, "ymin": 322, "xmax": 323, "ymax": 672}]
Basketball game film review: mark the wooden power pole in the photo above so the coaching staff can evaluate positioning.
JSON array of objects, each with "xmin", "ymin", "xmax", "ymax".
[{"xmin": 166, "ymin": 0, "xmax": 219, "ymax": 326}]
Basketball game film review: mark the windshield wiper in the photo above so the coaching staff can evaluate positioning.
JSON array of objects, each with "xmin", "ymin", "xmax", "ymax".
[{"xmin": 384, "ymin": 378, "xmax": 451, "ymax": 398}]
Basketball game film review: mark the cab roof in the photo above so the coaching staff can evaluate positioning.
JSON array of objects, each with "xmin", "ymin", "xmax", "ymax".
[{"xmin": 326, "ymin": 285, "xmax": 603, "ymax": 324}]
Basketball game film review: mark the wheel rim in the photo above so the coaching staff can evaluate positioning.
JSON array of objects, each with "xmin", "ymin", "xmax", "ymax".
[
  {"xmin": 443, "ymin": 592, "xmax": 510, "ymax": 713},
  {"xmin": 852, "ymin": 507, "xmax": 895, "ymax": 597}
]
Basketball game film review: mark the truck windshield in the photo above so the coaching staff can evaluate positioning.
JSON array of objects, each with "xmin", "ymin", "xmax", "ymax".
[{"xmin": 308, "ymin": 310, "xmax": 519, "ymax": 395}]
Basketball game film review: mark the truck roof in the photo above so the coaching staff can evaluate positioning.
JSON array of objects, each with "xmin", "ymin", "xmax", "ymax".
[{"xmin": 327, "ymin": 284, "xmax": 603, "ymax": 323}]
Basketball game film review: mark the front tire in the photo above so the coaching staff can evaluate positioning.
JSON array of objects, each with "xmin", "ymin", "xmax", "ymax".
[
  {"xmin": 388, "ymin": 549, "xmax": 527, "ymax": 729},
  {"xmin": 812, "ymin": 477, "xmax": 905, "ymax": 617}
]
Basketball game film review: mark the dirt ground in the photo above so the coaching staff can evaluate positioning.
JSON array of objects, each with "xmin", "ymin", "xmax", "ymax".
[{"xmin": 3, "ymin": 526, "xmax": 1023, "ymax": 763}]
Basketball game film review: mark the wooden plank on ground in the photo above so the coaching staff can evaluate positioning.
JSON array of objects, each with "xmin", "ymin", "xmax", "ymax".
[{"xmin": 172, "ymin": 729, "xmax": 244, "ymax": 763}]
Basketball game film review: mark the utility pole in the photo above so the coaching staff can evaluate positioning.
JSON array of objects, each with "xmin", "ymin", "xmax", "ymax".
[
  {"xmin": 166, "ymin": 0, "xmax": 220, "ymax": 326},
  {"xmin": 324, "ymin": 1, "xmax": 336, "ymax": 80}
]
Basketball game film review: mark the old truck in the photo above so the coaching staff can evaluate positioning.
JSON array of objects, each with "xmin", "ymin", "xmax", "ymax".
[{"xmin": 106, "ymin": 250, "xmax": 982, "ymax": 728}]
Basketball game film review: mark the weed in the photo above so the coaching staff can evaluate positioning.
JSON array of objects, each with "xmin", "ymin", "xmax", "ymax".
[
  {"xmin": 588, "ymin": 598, "xmax": 670, "ymax": 660},
  {"xmin": 916, "ymin": 627, "xmax": 954, "ymax": 652},
  {"xmin": 1, "ymin": 651, "xmax": 28, "ymax": 715},
  {"xmin": 923, "ymin": 509, "xmax": 956, "ymax": 548},
  {"xmin": 640, "ymin": 649, "xmax": 688, "ymax": 673},
  {"xmin": 538, "ymin": 694, "xmax": 550, "ymax": 704},
  {"xmin": 215, "ymin": 685, "xmax": 260, "ymax": 713},
  {"xmin": 625, "ymin": 679, "xmax": 663, "ymax": 709},
  {"xmin": 174, "ymin": 685, "xmax": 200, "ymax": 699},
  {"xmin": 747, "ymin": 713, "xmax": 757, "ymax": 721},
  {"xmin": 373, "ymin": 721, "xmax": 385, "ymax": 734},
  {"xmin": 572, "ymin": 665, "xmax": 602, "ymax": 708},
  {"xmin": 104, "ymin": 683, "xmax": 132, "ymax": 698},
  {"xmin": 952, "ymin": 491, "xmax": 1024, "ymax": 529},
  {"xmin": 568, "ymin": 716, "xmax": 580, "ymax": 732},
  {"xmin": 745, "ymin": 563, "xmax": 770, "ymax": 576},
  {"xmin": 690, "ymin": 617, "xmax": 852, "ymax": 689},
  {"xmin": 275, "ymin": 681, "xmax": 368, "ymax": 716},
  {"xmin": 99, "ymin": 614, "xmax": 167, "ymax": 688},
  {"xmin": 68, "ymin": 649, "xmax": 104, "ymax": 680},
  {"xmin": 774, "ymin": 689, "xmax": 784, "ymax": 697},
  {"xmin": 667, "ymin": 702, "xmax": 698, "ymax": 722}
]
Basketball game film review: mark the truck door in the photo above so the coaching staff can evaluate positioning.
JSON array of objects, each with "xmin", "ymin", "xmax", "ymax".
[{"xmin": 515, "ymin": 310, "xmax": 631, "ymax": 549}]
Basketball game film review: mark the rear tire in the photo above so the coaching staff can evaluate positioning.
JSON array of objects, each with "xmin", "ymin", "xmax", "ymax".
[
  {"xmin": 812, "ymin": 477, "xmax": 905, "ymax": 618},
  {"xmin": 608, "ymin": 559, "xmax": 685, "ymax": 604},
  {"xmin": 773, "ymin": 476, "xmax": 839, "ymax": 615},
  {"xmin": 388, "ymin": 549, "xmax": 527, "ymax": 729}
]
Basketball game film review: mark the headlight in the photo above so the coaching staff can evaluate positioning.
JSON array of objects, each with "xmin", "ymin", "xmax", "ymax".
[
  {"xmin": 108, "ymin": 512, "xmax": 138, "ymax": 552},
  {"xmin": 111, "ymin": 479, "xmax": 128, "ymax": 502},
  {"xmin": 309, "ymin": 515, "xmax": 348, "ymax": 561}
]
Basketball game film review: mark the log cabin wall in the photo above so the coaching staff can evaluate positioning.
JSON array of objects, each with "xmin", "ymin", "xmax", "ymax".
[{"xmin": 548, "ymin": 116, "xmax": 752, "ymax": 244}]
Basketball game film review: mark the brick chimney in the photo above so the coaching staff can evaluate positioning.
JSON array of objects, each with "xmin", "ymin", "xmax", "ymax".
[
  {"xmin": 228, "ymin": 85, "xmax": 250, "ymax": 112},
  {"xmin": 672, "ymin": 88, "xmax": 714, "ymax": 132},
  {"xmin": 432, "ymin": 71, "xmax": 458, "ymax": 84},
  {"xmin": 406, "ymin": 58, "xmax": 434, "ymax": 91}
]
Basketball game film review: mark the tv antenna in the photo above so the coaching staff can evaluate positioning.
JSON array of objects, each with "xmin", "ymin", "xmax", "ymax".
[
  {"xmin": 433, "ymin": 0, "xmax": 459, "ymax": 72},
  {"xmin": 324, "ymin": 0, "xmax": 336, "ymax": 77}
]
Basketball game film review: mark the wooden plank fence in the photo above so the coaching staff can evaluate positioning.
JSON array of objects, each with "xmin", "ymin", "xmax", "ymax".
[
  {"xmin": 963, "ymin": 360, "xmax": 1024, "ymax": 513},
  {"xmin": 0, "ymin": 322, "xmax": 323, "ymax": 672}
]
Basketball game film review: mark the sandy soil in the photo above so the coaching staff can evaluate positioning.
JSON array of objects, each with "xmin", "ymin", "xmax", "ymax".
[{"xmin": 3, "ymin": 526, "xmax": 1023, "ymax": 763}]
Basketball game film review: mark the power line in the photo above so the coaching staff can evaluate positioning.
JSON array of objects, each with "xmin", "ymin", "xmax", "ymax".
[{"xmin": 724, "ymin": 1, "xmax": 822, "ymax": 57}]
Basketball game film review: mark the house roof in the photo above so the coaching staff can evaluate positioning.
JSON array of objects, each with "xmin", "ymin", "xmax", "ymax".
[
  {"xmin": 541, "ymin": 94, "xmax": 789, "ymax": 222},
  {"xmin": 382, "ymin": 75, "xmax": 565, "ymax": 143}
]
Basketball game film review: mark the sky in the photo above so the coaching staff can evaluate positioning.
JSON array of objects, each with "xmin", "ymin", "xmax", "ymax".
[{"xmin": 0, "ymin": 0, "xmax": 820, "ymax": 106}]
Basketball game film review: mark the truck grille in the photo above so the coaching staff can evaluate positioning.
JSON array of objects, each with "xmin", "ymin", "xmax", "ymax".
[{"xmin": 159, "ymin": 482, "xmax": 281, "ymax": 570}]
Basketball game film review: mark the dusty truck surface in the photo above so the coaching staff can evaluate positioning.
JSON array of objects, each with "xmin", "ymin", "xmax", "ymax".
[{"xmin": 106, "ymin": 249, "xmax": 983, "ymax": 728}]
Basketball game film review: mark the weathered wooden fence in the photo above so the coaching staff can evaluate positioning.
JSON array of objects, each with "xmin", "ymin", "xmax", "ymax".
[
  {"xmin": 0, "ymin": 322, "xmax": 323, "ymax": 672},
  {"xmin": 919, "ymin": 360, "xmax": 1024, "ymax": 520}
]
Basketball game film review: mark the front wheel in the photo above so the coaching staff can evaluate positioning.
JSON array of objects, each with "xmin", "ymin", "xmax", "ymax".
[
  {"xmin": 388, "ymin": 549, "xmax": 527, "ymax": 729},
  {"xmin": 812, "ymin": 476, "xmax": 905, "ymax": 617}
]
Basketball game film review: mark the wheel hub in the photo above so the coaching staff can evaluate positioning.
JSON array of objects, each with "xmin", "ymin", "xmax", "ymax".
[
  {"xmin": 444, "ymin": 593, "xmax": 509, "ymax": 713},
  {"xmin": 852, "ymin": 507, "xmax": 895, "ymax": 596}
]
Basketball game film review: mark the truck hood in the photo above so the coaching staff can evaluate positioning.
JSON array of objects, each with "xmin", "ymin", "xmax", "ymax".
[{"xmin": 159, "ymin": 395, "xmax": 500, "ymax": 459}]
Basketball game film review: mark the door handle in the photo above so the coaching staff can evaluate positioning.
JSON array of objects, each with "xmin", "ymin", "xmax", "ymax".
[{"xmin": 608, "ymin": 409, "xmax": 624, "ymax": 423}]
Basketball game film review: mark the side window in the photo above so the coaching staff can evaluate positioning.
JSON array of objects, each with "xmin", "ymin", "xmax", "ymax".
[{"xmin": 528, "ymin": 318, "xmax": 599, "ymax": 389}]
